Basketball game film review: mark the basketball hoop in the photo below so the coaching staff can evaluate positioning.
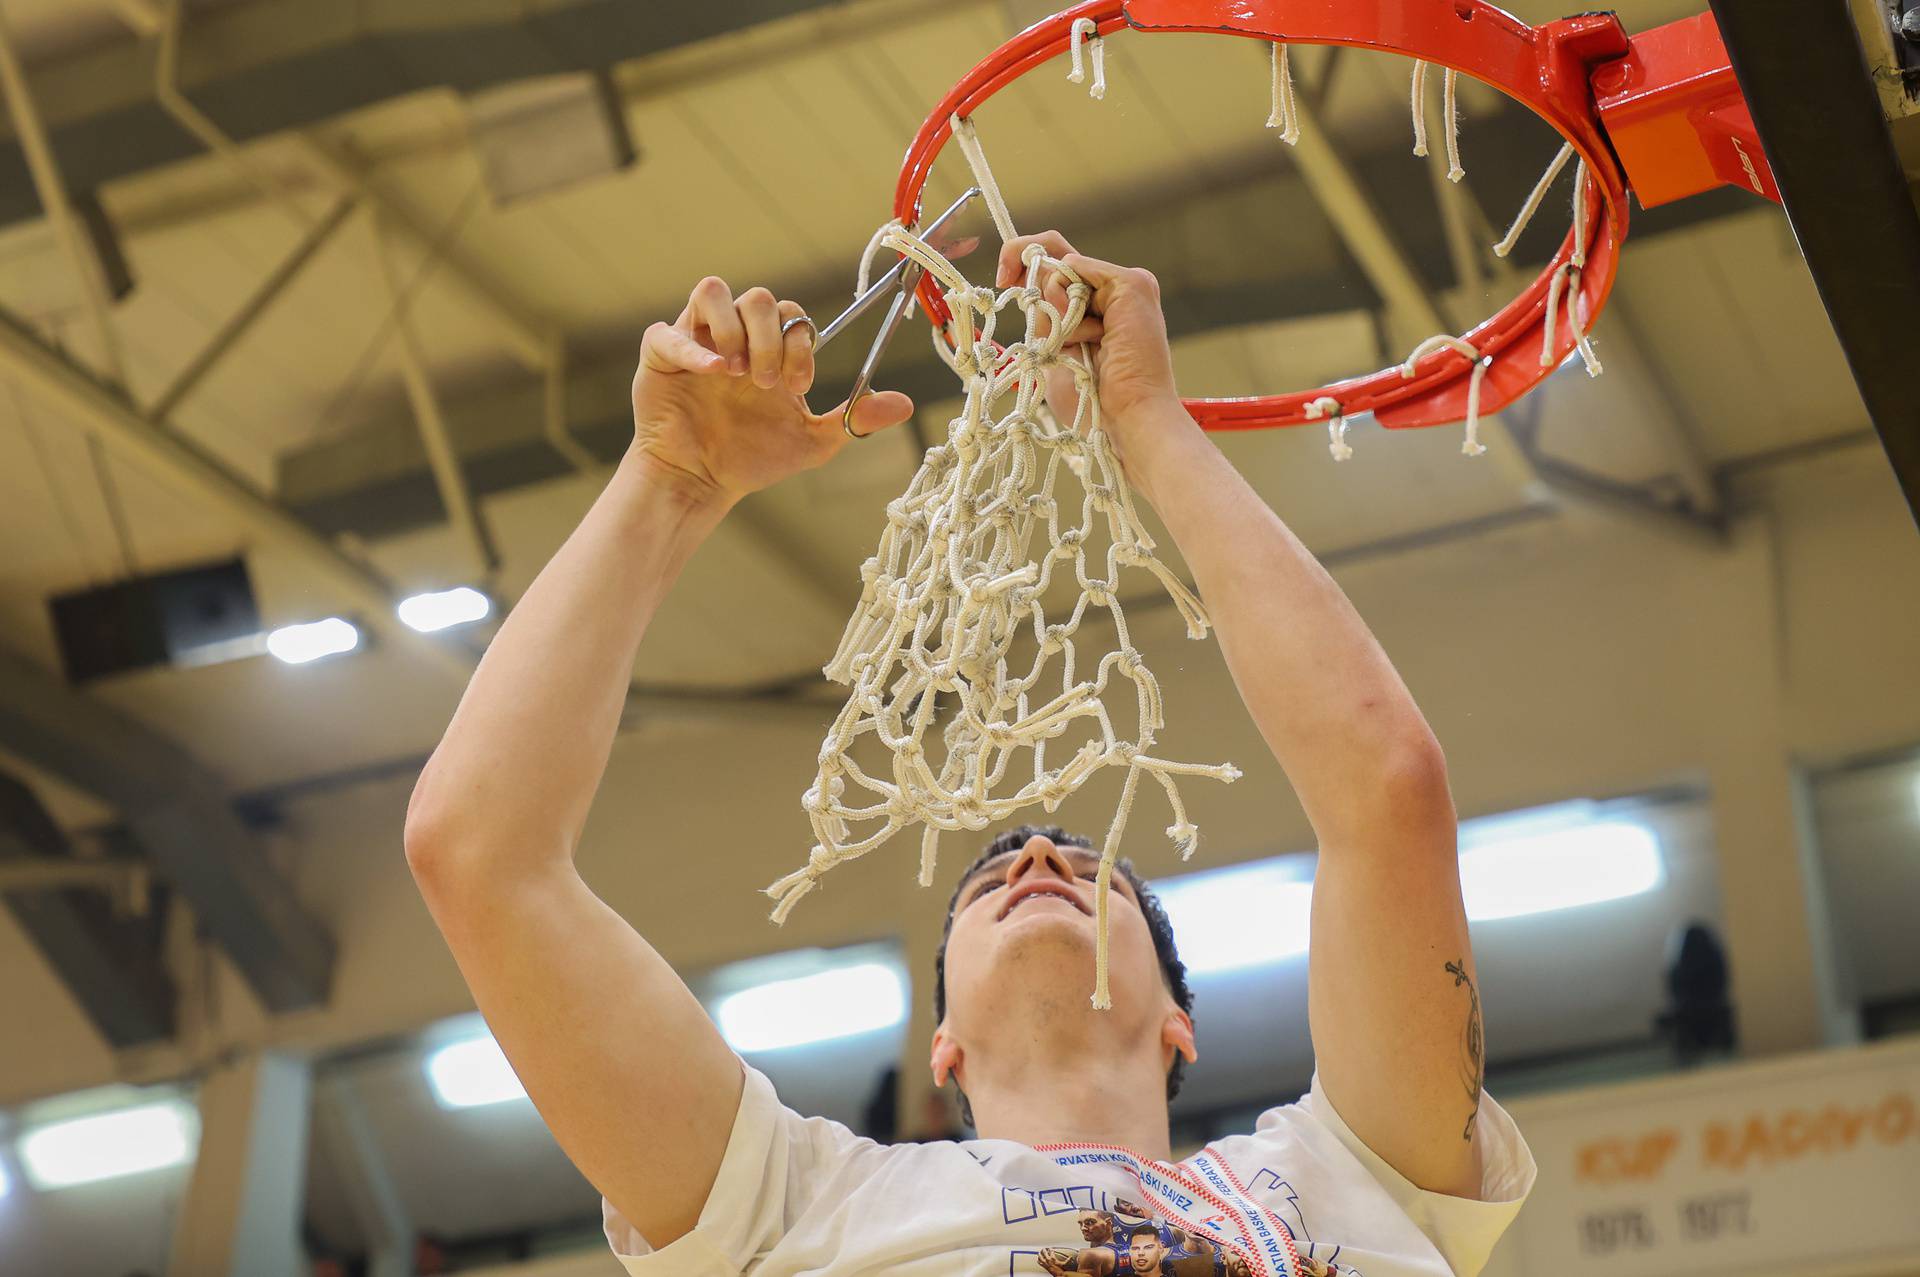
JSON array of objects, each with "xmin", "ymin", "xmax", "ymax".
[
  {"xmin": 773, "ymin": 0, "xmax": 1787, "ymax": 1018},
  {"xmin": 887, "ymin": 0, "xmax": 1771, "ymax": 436}
]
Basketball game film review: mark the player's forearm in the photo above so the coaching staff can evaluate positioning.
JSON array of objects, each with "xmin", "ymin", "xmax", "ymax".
[
  {"xmin": 1127, "ymin": 407, "xmax": 1450, "ymax": 844},
  {"xmin": 405, "ymin": 451, "xmax": 731, "ymax": 875}
]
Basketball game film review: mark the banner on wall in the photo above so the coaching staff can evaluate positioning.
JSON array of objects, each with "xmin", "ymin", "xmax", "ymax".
[{"xmin": 1490, "ymin": 1036, "xmax": 1920, "ymax": 1277}]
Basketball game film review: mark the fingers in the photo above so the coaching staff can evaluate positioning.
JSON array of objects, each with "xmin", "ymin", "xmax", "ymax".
[
  {"xmin": 1039, "ymin": 269, "xmax": 1105, "ymax": 346},
  {"xmin": 688, "ymin": 276, "xmax": 747, "ymax": 373},
  {"xmin": 819, "ymin": 389, "xmax": 915, "ymax": 438},
  {"xmin": 672, "ymin": 277, "xmax": 814, "ymax": 391},
  {"xmin": 736, "ymin": 287, "xmax": 782, "ymax": 390},
  {"xmin": 1060, "ymin": 252, "xmax": 1161, "ymax": 336},
  {"xmin": 640, "ymin": 320, "xmax": 725, "ymax": 375},
  {"xmin": 996, "ymin": 230, "xmax": 1079, "ymax": 286},
  {"xmin": 1060, "ymin": 252, "xmax": 1157, "ymax": 308},
  {"xmin": 777, "ymin": 299, "xmax": 816, "ymax": 395}
]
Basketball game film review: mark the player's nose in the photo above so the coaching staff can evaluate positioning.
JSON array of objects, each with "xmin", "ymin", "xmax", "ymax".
[{"xmin": 1005, "ymin": 834, "xmax": 1076, "ymax": 886}]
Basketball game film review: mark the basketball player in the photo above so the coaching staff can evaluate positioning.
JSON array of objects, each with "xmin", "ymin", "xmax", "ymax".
[
  {"xmin": 1124, "ymin": 1220, "xmax": 1229, "ymax": 1277},
  {"xmin": 1037, "ymin": 1209, "xmax": 1136, "ymax": 1275},
  {"xmin": 404, "ymin": 232, "xmax": 1534, "ymax": 1274}
]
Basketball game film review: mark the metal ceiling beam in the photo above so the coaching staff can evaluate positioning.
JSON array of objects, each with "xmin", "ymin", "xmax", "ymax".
[
  {"xmin": 370, "ymin": 206, "xmax": 501, "ymax": 578},
  {"xmin": 1419, "ymin": 137, "xmax": 1727, "ymax": 522},
  {"xmin": 1281, "ymin": 94, "xmax": 1544, "ymax": 498},
  {"xmin": 0, "ymin": 0, "xmax": 859, "ymax": 232},
  {"xmin": 0, "ymin": 302, "xmax": 477, "ymax": 681},
  {"xmin": 1709, "ymin": 0, "xmax": 1920, "ymax": 528},
  {"xmin": 0, "ymin": 644, "xmax": 334, "ymax": 1013},
  {"xmin": 299, "ymin": 136, "xmax": 558, "ymax": 373},
  {"xmin": 109, "ymin": 0, "xmax": 167, "ymax": 39},
  {"xmin": 148, "ymin": 192, "xmax": 360, "ymax": 422},
  {"xmin": 278, "ymin": 114, "xmax": 1754, "ymax": 541},
  {"xmin": 0, "ymin": 9, "xmax": 128, "ymax": 387},
  {"xmin": 0, "ymin": 774, "xmax": 176, "ymax": 1047}
]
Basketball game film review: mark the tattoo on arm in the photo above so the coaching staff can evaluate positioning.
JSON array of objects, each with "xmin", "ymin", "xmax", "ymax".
[{"xmin": 1446, "ymin": 959, "xmax": 1484, "ymax": 1141}]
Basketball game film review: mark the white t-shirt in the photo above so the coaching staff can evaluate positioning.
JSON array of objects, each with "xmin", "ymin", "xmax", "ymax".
[{"xmin": 602, "ymin": 1061, "xmax": 1536, "ymax": 1277}]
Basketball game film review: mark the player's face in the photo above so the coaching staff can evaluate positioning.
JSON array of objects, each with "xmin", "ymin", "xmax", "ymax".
[
  {"xmin": 941, "ymin": 836, "xmax": 1163, "ymax": 1026},
  {"xmin": 1078, "ymin": 1211, "xmax": 1111, "ymax": 1243},
  {"xmin": 1130, "ymin": 1233, "xmax": 1164, "ymax": 1267}
]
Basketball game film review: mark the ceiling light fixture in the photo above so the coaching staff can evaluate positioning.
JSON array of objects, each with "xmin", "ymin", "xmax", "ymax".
[
  {"xmin": 425, "ymin": 1036, "xmax": 528, "ymax": 1110},
  {"xmin": 715, "ymin": 962, "xmax": 905, "ymax": 1053},
  {"xmin": 265, "ymin": 617, "xmax": 360, "ymax": 665},
  {"xmin": 19, "ymin": 1102, "xmax": 195, "ymax": 1190},
  {"xmin": 1459, "ymin": 814, "xmax": 1665, "ymax": 921},
  {"xmin": 398, "ymin": 586, "xmax": 492, "ymax": 633}
]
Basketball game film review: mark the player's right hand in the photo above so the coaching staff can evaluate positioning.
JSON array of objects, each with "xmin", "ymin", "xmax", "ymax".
[
  {"xmin": 629, "ymin": 277, "xmax": 915, "ymax": 507},
  {"xmin": 993, "ymin": 231, "xmax": 1182, "ymax": 430}
]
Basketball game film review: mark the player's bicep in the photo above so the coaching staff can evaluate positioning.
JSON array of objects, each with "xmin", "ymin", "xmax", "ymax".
[
  {"xmin": 414, "ymin": 858, "xmax": 742, "ymax": 1248},
  {"xmin": 1305, "ymin": 818, "xmax": 1485, "ymax": 1199}
]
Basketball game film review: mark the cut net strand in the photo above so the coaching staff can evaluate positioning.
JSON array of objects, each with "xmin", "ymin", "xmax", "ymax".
[
  {"xmin": 1068, "ymin": 17, "xmax": 1108, "ymax": 100},
  {"xmin": 1411, "ymin": 61, "xmax": 1464, "ymax": 182},
  {"xmin": 1267, "ymin": 43, "xmax": 1301, "ymax": 145}
]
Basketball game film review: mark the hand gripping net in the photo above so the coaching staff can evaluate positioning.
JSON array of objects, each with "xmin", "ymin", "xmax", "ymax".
[{"xmin": 764, "ymin": 226, "xmax": 1239, "ymax": 1011}]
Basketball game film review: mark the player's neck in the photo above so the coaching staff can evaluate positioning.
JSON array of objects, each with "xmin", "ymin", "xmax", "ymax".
[{"xmin": 963, "ymin": 1034, "xmax": 1175, "ymax": 1160}]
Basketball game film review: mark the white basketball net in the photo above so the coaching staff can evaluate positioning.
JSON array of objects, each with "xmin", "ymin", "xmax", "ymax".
[
  {"xmin": 764, "ymin": 208, "xmax": 1239, "ymax": 1012},
  {"xmin": 767, "ymin": 31, "xmax": 1605, "ymax": 1012}
]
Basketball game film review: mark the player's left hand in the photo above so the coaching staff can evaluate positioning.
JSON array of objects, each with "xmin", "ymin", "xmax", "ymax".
[
  {"xmin": 992, "ymin": 231, "xmax": 1196, "ymax": 499},
  {"xmin": 1036, "ymin": 1246, "xmax": 1078, "ymax": 1276}
]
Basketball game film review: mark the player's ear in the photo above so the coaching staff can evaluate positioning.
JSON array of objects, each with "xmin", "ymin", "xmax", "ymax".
[
  {"xmin": 931, "ymin": 1024, "xmax": 964, "ymax": 1088},
  {"xmin": 1162, "ymin": 1007, "xmax": 1197, "ymax": 1066}
]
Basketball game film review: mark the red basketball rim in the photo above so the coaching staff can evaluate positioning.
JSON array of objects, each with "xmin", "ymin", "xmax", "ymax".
[{"xmin": 891, "ymin": 0, "xmax": 1635, "ymax": 432}]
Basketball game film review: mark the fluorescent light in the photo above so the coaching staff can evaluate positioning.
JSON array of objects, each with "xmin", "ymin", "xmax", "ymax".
[
  {"xmin": 1459, "ymin": 819, "xmax": 1664, "ymax": 921},
  {"xmin": 399, "ymin": 586, "xmax": 491, "ymax": 633},
  {"xmin": 715, "ymin": 962, "xmax": 905, "ymax": 1052},
  {"xmin": 425, "ymin": 1036, "xmax": 528, "ymax": 1109},
  {"xmin": 20, "ymin": 1102, "xmax": 194, "ymax": 1189},
  {"xmin": 1148, "ymin": 805, "xmax": 1664, "ymax": 974},
  {"xmin": 1156, "ymin": 863, "xmax": 1313, "ymax": 973},
  {"xmin": 266, "ymin": 617, "xmax": 359, "ymax": 664}
]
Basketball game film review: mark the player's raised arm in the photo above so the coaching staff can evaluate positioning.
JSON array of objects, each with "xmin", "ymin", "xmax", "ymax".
[
  {"xmin": 1003, "ymin": 231, "xmax": 1482, "ymax": 1200},
  {"xmin": 402, "ymin": 278, "xmax": 911, "ymax": 1248}
]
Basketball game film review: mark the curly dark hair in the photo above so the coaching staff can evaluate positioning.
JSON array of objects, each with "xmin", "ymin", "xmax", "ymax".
[{"xmin": 931, "ymin": 823, "xmax": 1194, "ymax": 1129}]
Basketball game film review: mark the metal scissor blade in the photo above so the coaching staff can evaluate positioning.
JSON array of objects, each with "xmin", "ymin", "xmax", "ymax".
[
  {"xmin": 813, "ymin": 186, "xmax": 982, "ymax": 353},
  {"xmin": 844, "ymin": 259, "xmax": 925, "ymax": 428}
]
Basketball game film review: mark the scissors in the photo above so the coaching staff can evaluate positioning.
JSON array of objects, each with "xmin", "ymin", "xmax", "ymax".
[{"xmin": 783, "ymin": 186, "xmax": 982, "ymax": 438}]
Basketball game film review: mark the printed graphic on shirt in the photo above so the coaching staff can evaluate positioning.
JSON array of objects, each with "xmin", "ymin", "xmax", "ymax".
[
  {"xmin": 1018, "ymin": 1199, "xmax": 1237, "ymax": 1276},
  {"xmin": 1243, "ymin": 1170, "xmax": 1361, "ymax": 1277},
  {"xmin": 1007, "ymin": 1153, "xmax": 1364, "ymax": 1277}
]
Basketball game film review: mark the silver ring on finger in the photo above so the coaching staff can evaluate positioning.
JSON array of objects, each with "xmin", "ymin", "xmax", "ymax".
[{"xmin": 781, "ymin": 314, "xmax": 818, "ymax": 347}]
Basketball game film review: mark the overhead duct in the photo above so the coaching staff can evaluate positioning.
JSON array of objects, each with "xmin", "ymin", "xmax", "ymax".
[{"xmin": 465, "ymin": 70, "xmax": 638, "ymax": 207}]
